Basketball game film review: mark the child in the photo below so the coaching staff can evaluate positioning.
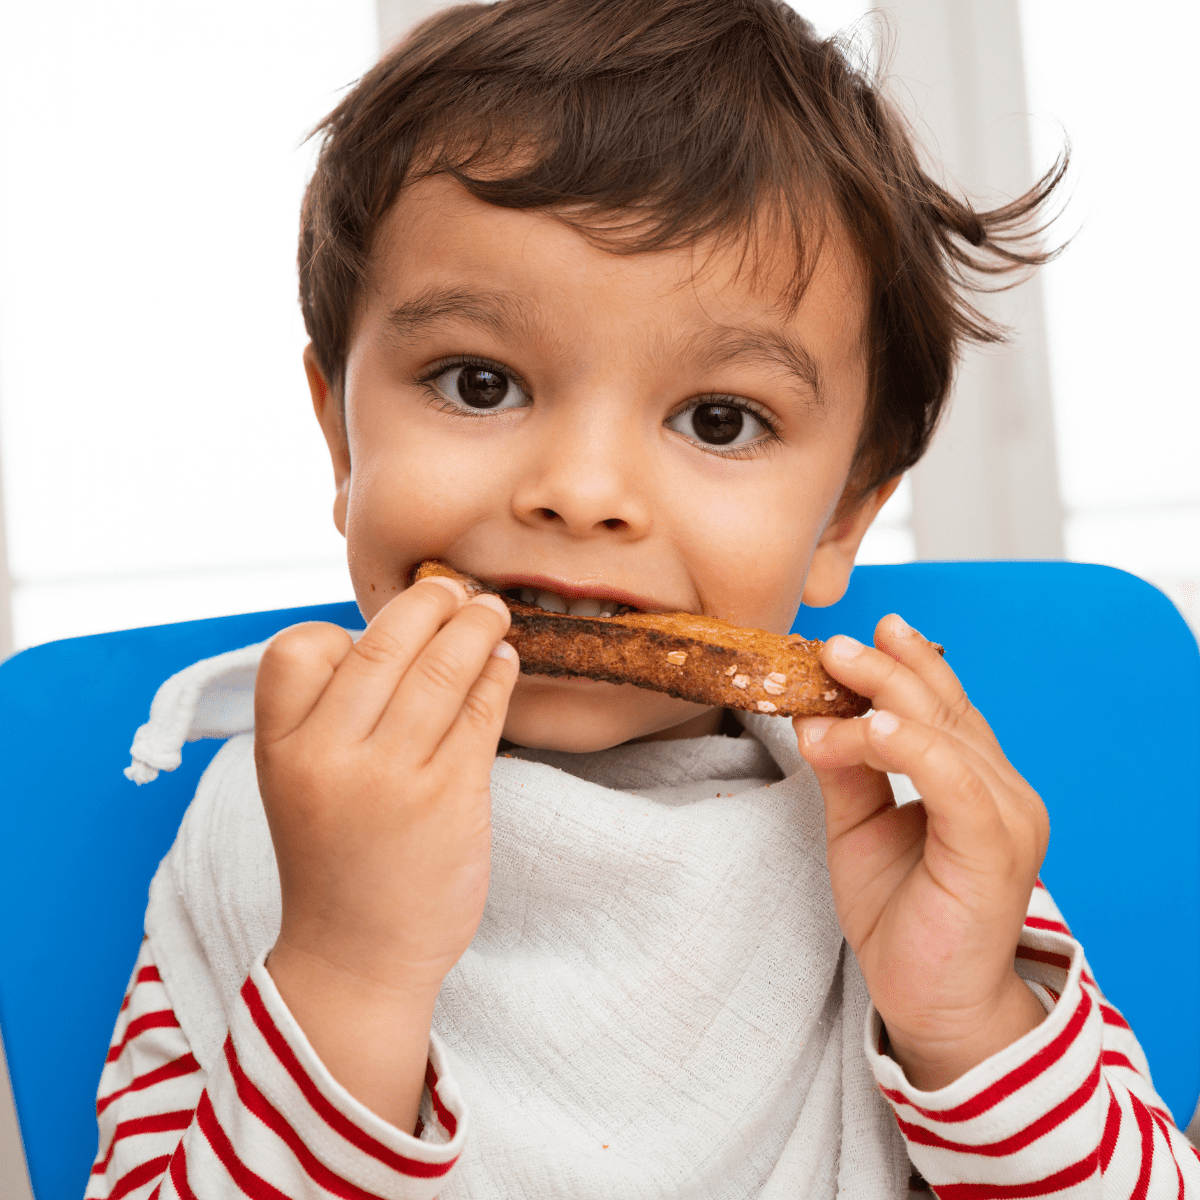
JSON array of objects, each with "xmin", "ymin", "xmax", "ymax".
[{"xmin": 87, "ymin": 1, "xmax": 1198, "ymax": 1196}]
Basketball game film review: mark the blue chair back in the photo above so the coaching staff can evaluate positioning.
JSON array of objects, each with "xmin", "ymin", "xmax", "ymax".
[
  {"xmin": 0, "ymin": 562, "xmax": 1196, "ymax": 1199},
  {"xmin": 0, "ymin": 600, "xmax": 361, "ymax": 1200}
]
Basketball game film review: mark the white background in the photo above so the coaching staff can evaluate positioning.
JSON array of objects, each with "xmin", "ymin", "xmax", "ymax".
[
  {"xmin": 0, "ymin": 0, "xmax": 377, "ymax": 648},
  {"xmin": 1019, "ymin": 0, "xmax": 1200, "ymax": 627}
]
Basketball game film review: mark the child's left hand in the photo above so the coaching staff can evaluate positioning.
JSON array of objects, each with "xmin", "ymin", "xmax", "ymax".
[{"xmin": 795, "ymin": 613, "xmax": 1051, "ymax": 1091}]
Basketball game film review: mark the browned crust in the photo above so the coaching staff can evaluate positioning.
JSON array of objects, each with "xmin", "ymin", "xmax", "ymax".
[{"xmin": 412, "ymin": 560, "xmax": 872, "ymax": 718}]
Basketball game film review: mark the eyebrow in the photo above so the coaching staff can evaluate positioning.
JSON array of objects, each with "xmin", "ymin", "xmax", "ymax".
[
  {"xmin": 384, "ymin": 286, "xmax": 540, "ymax": 344},
  {"xmin": 685, "ymin": 325, "xmax": 824, "ymax": 408}
]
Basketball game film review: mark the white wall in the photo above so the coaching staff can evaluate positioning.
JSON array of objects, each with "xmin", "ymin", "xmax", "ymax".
[
  {"xmin": 0, "ymin": 0, "xmax": 378, "ymax": 654},
  {"xmin": 1020, "ymin": 0, "xmax": 1200, "ymax": 632},
  {"xmin": 883, "ymin": 0, "xmax": 1065, "ymax": 563}
]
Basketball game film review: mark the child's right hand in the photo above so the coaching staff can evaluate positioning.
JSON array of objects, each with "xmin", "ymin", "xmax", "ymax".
[{"xmin": 252, "ymin": 575, "xmax": 518, "ymax": 1129}]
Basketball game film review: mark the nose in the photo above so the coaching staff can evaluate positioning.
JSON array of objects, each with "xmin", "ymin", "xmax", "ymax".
[{"xmin": 511, "ymin": 405, "xmax": 652, "ymax": 539}]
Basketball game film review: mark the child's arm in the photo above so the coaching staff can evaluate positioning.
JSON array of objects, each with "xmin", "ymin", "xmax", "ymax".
[
  {"xmin": 795, "ymin": 616, "xmax": 1050, "ymax": 1087},
  {"xmin": 86, "ymin": 941, "xmax": 204, "ymax": 1199},
  {"xmin": 87, "ymin": 940, "xmax": 463, "ymax": 1199},
  {"xmin": 254, "ymin": 575, "xmax": 518, "ymax": 1134},
  {"xmin": 797, "ymin": 616, "xmax": 1200, "ymax": 1193},
  {"xmin": 89, "ymin": 576, "xmax": 508, "ymax": 1198},
  {"xmin": 869, "ymin": 880, "xmax": 1200, "ymax": 1195}
]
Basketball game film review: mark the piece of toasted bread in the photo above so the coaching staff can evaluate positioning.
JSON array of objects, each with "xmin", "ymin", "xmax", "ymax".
[{"xmin": 411, "ymin": 560, "xmax": 871, "ymax": 719}]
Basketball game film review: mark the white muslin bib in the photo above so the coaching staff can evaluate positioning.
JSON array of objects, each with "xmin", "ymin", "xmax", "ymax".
[{"xmin": 134, "ymin": 643, "xmax": 910, "ymax": 1198}]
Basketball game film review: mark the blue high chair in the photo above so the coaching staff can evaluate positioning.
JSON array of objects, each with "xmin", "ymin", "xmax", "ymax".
[{"xmin": 0, "ymin": 562, "xmax": 1197, "ymax": 1199}]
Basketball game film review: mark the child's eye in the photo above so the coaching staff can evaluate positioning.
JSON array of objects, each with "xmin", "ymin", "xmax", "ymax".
[
  {"xmin": 424, "ymin": 359, "xmax": 531, "ymax": 414},
  {"xmin": 665, "ymin": 399, "xmax": 775, "ymax": 450}
]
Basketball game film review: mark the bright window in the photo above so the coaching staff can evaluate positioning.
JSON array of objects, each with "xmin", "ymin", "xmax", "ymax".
[
  {"xmin": 0, "ymin": 0, "xmax": 378, "ymax": 649},
  {"xmin": 1020, "ymin": 0, "xmax": 1200, "ymax": 629}
]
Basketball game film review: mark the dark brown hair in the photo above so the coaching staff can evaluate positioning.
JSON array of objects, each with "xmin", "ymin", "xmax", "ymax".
[{"xmin": 298, "ymin": 0, "xmax": 1063, "ymax": 496}]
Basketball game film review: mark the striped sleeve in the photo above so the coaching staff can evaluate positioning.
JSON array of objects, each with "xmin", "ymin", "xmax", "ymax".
[
  {"xmin": 87, "ymin": 943, "xmax": 467, "ymax": 1200},
  {"xmin": 868, "ymin": 881, "xmax": 1200, "ymax": 1198}
]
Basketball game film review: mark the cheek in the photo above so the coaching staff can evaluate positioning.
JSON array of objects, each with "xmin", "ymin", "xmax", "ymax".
[
  {"xmin": 673, "ymin": 477, "xmax": 825, "ymax": 632},
  {"xmin": 342, "ymin": 415, "xmax": 508, "ymax": 592}
]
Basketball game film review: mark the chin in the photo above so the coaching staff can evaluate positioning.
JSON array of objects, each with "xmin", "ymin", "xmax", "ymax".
[{"xmin": 501, "ymin": 675, "xmax": 711, "ymax": 752}]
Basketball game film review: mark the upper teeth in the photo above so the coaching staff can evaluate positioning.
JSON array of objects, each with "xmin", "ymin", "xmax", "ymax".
[{"xmin": 518, "ymin": 587, "xmax": 618, "ymax": 618}]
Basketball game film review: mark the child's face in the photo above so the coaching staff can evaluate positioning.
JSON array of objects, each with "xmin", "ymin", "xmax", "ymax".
[{"xmin": 308, "ymin": 176, "xmax": 890, "ymax": 751}]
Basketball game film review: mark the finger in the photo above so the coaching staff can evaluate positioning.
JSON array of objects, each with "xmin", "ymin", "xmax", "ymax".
[
  {"xmin": 796, "ymin": 717, "xmax": 929, "ymax": 944},
  {"xmin": 306, "ymin": 576, "xmax": 468, "ymax": 741},
  {"xmin": 873, "ymin": 614, "xmax": 1036, "ymax": 788},
  {"xmin": 821, "ymin": 626, "xmax": 995, "ymax": 755},
  {"xmin": 864, "ymin": 710, "xmax": 1012, "ymax": 864},
  {"xmin": 438, "ymin": 638, "xmax": 521, "ymax": 761},
  {"xmin": 796, "ymin": 717, "xmax": 896, "ymax": 841},
  {"xmin": 255, "ymin": 622, "xmax": 355, "ymax": 746},
  {"xmin": 873, "ymin": 614, "xmax": 993, "ymax": 736},
  {"xmin": 812, "ymin": 710, "xmax": 1011, "ymax": 858},
  {"xmin": 373, "ymin": 593, "xmax": 512, "ymax": 755}
]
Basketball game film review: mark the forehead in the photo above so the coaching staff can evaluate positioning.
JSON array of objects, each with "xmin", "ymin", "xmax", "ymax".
[{"xmin": 363, "ymin": 175, "xmax": 868, "ymax": 379}]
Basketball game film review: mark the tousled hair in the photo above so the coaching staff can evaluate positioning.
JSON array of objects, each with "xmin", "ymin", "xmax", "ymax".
[{"xmin": 298, "ymin": 0, "xmax": 1063, "ymax": 496}]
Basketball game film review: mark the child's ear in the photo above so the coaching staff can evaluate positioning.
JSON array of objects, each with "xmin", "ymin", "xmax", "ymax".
[
  {"xmin": 801, "ymin": 475, "xmax": 903, "ymax": 608},
  {"xmin": 304, "ymin": 344, "xmax": 350, "ymax": 537}
]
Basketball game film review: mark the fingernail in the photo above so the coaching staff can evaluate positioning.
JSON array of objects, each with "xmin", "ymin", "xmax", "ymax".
[
  {"xmin": 424, "ymin": 575, "xmax": 467, "ymax": 601},
  {"xmin": 800, "ymin": 719, "xmax": 832, "ymax": 745},
  {"xmin": 491, "ymin": 640, "xmax": 515, "ymax": 659},
  {"xmin": 871, "ymin": 710, "xmax": 900, "ymax": 736},
  {"xmin": 889, "ymin": 614, "xmax": 913, "ymax": 636},
  {"xmin": 471, "ymin": 593, "xmax": 510, "ymax": 616},
  {"xmin": 827, "ymin": 635, "xmax": 864, "ymax": 660}
]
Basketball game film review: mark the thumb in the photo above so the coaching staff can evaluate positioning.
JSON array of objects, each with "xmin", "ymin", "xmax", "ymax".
[
  {"xmin": 794, "ymin": 717, "xmax": 895, "ymax": 843},
  {"xmin": 796, "ymin": 717, "xmax": 926, "ymax": 953}
]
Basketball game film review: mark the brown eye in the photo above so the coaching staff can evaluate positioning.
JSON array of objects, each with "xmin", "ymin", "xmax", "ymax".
[
  {"xmin": 457, "ymin": 366, "xmax": 508, "ymax": 408},
  {"xmin": 691, "ymin": 403, "xmax": 743, "ymax": 444},
  {"xmin": 667, "ymin": 399, "xmax": 768, "ymax": 450},
  {"xmin": 429, "ymin": 360, "xmax": 530, "ymax": 414}
]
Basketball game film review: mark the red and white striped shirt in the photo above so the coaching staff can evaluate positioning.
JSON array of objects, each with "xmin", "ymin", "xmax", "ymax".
[
  {"xmin": 866, "ymin": 881, "xmax": 1200, "ymax": 1197},
  {"xmin": 86, "ymin": 945, "xmax": 464, "ymax": 1200},
  {"xmin": 87, "ymin": 882, "xmax": 1198, "ymax": 1199}
]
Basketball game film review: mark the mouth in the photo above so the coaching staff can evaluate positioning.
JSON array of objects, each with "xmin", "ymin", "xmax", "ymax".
[
  {"xmin": 480, "ymin": 572, "xmax": 659, "ymax": 617},
  {"xmin": 412, "ymin": 560, "xmax": 672, "ymax": 617},
  {"xmin": 501, "ymin": 586, "xmax": 639, "ymax": 618}
]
